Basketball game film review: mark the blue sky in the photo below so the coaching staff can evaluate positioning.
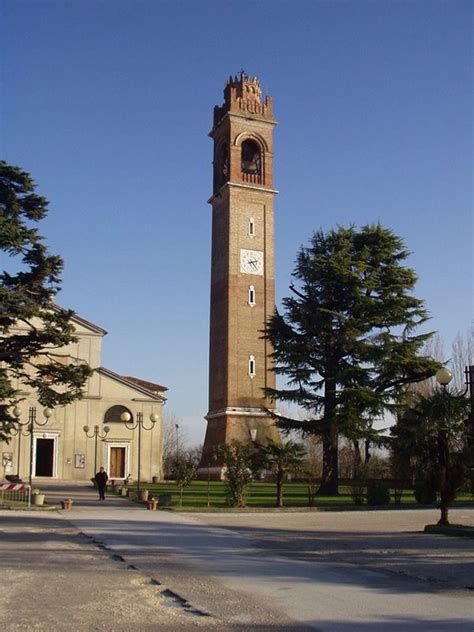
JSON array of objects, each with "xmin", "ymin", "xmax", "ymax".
[{"xmin": 2, "ymin": 0, "xmax": 472, "ymax": 445}]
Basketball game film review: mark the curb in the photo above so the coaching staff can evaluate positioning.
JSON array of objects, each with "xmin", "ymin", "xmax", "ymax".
[{"xmin": 424, "ymin": 524, "xmax": 474, "ymax": 538}]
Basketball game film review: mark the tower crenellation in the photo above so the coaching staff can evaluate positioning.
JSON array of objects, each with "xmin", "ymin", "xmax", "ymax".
[{"xmin": 213, "ymin": 72, "xmax": 273, "ymax": 126}]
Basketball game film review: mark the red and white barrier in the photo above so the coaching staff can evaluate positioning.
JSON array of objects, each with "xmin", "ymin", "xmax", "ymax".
[{"xmin": 0, "ymin": 483, "xmax": 27, "ymax": 491}]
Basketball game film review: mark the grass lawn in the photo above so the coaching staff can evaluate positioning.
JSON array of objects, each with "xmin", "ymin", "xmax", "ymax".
[{"xmin": 124, "ymin": 480, "xmax": 474, "ymax": 510}]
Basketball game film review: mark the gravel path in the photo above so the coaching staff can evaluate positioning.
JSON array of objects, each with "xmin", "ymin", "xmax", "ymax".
[
  {"xmin": 1, "ymin": 487, "xmax": 473, "ymax": 631},
  {"xmin": 0, "ymin": 511, "xmax": 225, "ymax": 631},
  {"xmin": 0, "ymin": 486, "xmax": 312, "ymax": 631},
  {"xmin": 191, "ymin": 507, "xmax": 474, "ymax": 590}
]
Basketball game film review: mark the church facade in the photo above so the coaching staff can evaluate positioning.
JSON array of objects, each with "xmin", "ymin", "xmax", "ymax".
[
  {"xmin": 2, "ymin": 309, "xmax": 166, "ymax": 484},
  {"xmin": 200, "ymin": 73, "xmax": 280, "ymax": 472}
]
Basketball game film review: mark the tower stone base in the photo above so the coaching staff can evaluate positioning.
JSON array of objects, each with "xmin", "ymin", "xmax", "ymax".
[{"xmin": 196, "ymin": 407, "xmax": 280, "ymax": 479}]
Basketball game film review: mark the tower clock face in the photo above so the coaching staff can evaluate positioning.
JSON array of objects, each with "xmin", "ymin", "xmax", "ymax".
[{"xmin": 240, "ymin": 249, "xmax": 264, "ymax": 275}]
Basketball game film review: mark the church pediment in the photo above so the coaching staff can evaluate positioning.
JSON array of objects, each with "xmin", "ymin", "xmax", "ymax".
[
  {"xmin": 51, "ymin": 304, "xmax": 107, "ymax": 336},
  {"xmin": 96, "ymin": 367, "xmax": 166, "ymax": 402}
]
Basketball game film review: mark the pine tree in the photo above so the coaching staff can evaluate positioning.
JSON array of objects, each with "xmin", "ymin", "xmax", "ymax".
[
  {"xmin": 265, "ymin": 224, "xmax": 439, "ymax": 494},
  {"xmin": 0, "ymin": 161, "xmax": 92, "ymax": 440}
]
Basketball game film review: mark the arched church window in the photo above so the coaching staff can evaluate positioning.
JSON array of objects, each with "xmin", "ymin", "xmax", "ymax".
[
  {"xmin": 241, "ymin": 140, "xmax": 261, "ymax": 175},
  {"xmin": 104, "ymin": 405, "xmax": 133, "ymax": 424}
]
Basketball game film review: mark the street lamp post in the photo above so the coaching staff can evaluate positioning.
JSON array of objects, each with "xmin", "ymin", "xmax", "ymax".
[
  {"xmin": 83, "ymin": 424, "xmax": 110, "ymax": 475},
  {"xmin": 249, "ymin": 427, "xmax": 259, "ymax": 480},
  {"xmin": 465, "ymin": 365, "xmax": 474, "ymax": 438},
  {"xmin": 120, "ymin": 411, "xmax": 158, "ymax": 491},
  {"xmin": 12, "ymin": 406, "xmax": 31, "ymax": 478},
  {"xmin": 435, "ymin": 368, "xmax": 453, "ymax": 525},
  {"xmin": 175, "ymin": 423, "xmax": 180, "ymax": 463}
]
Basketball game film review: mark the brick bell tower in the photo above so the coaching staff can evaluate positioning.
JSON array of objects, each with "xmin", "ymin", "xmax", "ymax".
[{"xmin": 200, "ymin": 72, "xmax": 280, "ymax": 474}]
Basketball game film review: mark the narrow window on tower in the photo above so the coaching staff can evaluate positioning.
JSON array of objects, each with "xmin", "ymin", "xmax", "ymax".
[
  {"xmin": 248, "ymin": 285, "xmax": 256, "ymax": 307},
  {"xmin": 221, "ymin": 143, "xmax": 228, "ymax": 178},
  {"xmin": 248, "ymin": 217, "xmax": 255, "ymax": 237},
  {"xmin": 248, "ymin": 355, "xmax": 256, "ymax": 378}
]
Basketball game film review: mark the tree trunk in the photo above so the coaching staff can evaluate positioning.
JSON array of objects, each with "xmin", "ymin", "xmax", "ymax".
[
  {"xmin": 276, "ymin": 471, "xmax": 284, "ymax": 507},
  {"xmin": 364, "ymin": 440, "xmax": 371, "ymax": 464},
  {"xmin": 317, "ymin": 378, "xmax": 339, "ymax": 495},
  {"xmin": 352, "ymin": 440, "xmax": 362, "ymax": 477},
  {"xmin": 317, "ymin": 435, "xmax": 338, "ymax": 495},
  {"xmin": 438, "ymin": 495, "xmax": 450, "ymax": 526}
]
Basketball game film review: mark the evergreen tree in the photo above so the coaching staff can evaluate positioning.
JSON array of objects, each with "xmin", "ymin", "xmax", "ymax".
[
  {"xmin": 265, "ymin": 224, "xmax": 439, "ymax": 494},
  {"xmin": 0, "ymin": 161, "xmax": 92, "ymax": 440}
]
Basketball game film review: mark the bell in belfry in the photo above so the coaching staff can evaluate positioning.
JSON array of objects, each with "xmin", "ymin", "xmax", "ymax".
[{"xmin": 241, "ymin": 139, "xmax": 261, "ymax": 174}]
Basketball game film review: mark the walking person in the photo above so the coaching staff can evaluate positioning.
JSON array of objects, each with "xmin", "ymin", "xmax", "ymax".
[{"xmin": 95, "ymin": 466, "xmax": 108, "ymax": 500}]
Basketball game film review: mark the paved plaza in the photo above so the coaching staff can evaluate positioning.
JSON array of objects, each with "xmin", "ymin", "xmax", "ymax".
[{"xmin": 0, "ymin": 485, "xmax": 473, "ymax": 630}]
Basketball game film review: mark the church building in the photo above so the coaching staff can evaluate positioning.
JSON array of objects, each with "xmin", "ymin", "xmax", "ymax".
[{"xmin": 3, "ymin": 308, "xmax": 166, "ymax": 484}]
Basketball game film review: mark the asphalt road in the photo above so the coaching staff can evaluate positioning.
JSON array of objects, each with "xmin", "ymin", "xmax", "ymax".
[{"xmin": 1, "ymin": 485, "xmax": 473, "ymax": 631}]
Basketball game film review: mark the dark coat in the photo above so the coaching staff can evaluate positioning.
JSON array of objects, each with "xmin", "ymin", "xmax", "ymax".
[{"xmin": 95, "ymin": 470, "xmax": 108, "ymax": 489}]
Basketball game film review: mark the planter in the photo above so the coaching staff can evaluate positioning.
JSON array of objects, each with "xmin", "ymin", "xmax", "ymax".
[
  {"xmin": 61, "ymin": 499, "xmax": 73, "ymax": 510},
  {"xmin": 32, "ymin": 493, "xmax": 45, "ymax": 506},
  {"xmin": 152, "ymin": 476, "xmax": 159, "ymax": 484},
  {"xmin": 138, "ymin": 489, "xmax": 149, "ymax": 502},
  {"xmin": 146, "ymin": 499, "xmax": 158, "ymax": 510}
]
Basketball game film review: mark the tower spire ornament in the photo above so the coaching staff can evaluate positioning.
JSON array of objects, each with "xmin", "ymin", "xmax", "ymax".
[{"xmin": 198, "ymin": 73, "xmax": 280, "ymax": 478}]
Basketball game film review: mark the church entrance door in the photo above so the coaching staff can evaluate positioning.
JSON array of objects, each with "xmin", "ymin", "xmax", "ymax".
[
  {"xmin": 109, "ymin": 446, "xmax": 126, "ymax": 479},
  {"xmin": 34, "ymin": 438, "xmax": 55, "ymax": 476}
]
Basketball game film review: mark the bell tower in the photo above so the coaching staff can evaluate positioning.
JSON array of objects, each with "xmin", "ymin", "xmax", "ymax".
[{"xmin": 200, "ymin": 72, "xmax": 280, "ymax": 472}]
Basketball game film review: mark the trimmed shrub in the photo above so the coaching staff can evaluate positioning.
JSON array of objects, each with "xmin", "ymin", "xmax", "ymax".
[
  {"xmin": 392, "ymin": 488, "xmax": 404, "ymax": 505},
  {"xmin": 414, "ymin": 480, "xmax": 437, "ymax": 505},
  {"xmin": 351, "ymin": 484, "xmax": 365, "ymax": 505},
  {"xmin": 366, "ymin": 481, "xmax": 390, "ymax": 506},
  {"xmin": 215, "ymin": 442, "xmax": 253, "ymax": 507}
]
